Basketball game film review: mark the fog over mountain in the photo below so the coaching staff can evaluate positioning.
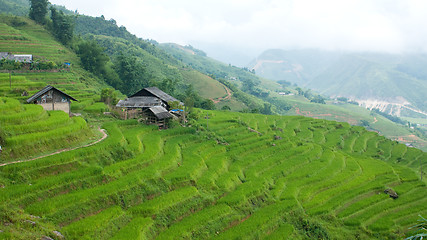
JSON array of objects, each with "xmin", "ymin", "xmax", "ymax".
[{"xmin": 50, "ymin": 0, "xmax": 427, "ymax": 66}]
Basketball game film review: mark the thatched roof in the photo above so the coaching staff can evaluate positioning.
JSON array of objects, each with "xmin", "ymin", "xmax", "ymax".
[{"xmin": 26, "ymin": 85, "xmax": 77, "ymax": 103}]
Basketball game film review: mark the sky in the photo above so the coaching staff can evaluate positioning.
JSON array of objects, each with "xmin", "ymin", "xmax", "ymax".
[{"xmin": 49, "ymin": 0, "xmax": 427, "ymax": 59}]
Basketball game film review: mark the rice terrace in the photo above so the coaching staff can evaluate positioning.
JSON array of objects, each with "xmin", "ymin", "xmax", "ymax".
[
  {"xmin": 0, "ymin": 1, "xmax": 427, "ymax": 239},
  {"xmin": 0, "ymin": 99, "xmax": 426, "ymax": 239}
]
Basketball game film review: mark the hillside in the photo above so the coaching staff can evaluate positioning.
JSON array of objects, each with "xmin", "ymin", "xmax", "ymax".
[
  {"xmin": 73, "ymin": 23, "xmax": 427, "ymax": 149},
  {"xmin": 0, "ymin": 5, "xmax": 426, "ymax": 240},
  {"xmin": 0, "ymin": 15, "xmax": 119, "ymax": 162},
  {"xmin": 71, "ymin": 15, "xmax": 261, "ymax": 111},
  {"xmin": 0, "ymin": 110, "xmax": 425, "ymax": 239},
  {"xmin": 250, "ymin": 49, "xmax": 427, "ymax": 117},
  {"xmin": 0, "ymin": 1, "xmax": 255, "ymax": 110}
]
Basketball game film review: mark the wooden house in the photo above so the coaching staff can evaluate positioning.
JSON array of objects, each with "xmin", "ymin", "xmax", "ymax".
[
  {"xmin": 26, "ymin": 85, "xmax": 77, "ymax": 115},
  {"xmin": 0, "ymin": 52, "xmax": 33, "ymax": 63},
  {"xmin": 116, "ymin": 87, "xmax": 181, "ymax": 128},
  {"xmin": 129, "ymin": 87, "xmax": 182, "ymax": 110},
  {"xmin": 145, "ymin": 106, "xmax": 174, "ymax": 127}
]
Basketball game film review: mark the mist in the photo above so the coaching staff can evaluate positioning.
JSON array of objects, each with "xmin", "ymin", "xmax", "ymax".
[{"xmin": 50, "ymin": 0, "xmax": 427, "ymax": 65}]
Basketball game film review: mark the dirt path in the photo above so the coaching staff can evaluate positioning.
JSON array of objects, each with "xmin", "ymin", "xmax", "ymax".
[
  {"xmin": 0, "ymin": 128, "xmax": 108, "ymax": 167},
  {"xmin": 211, "ymin": 84, "xmax": 232, "ymax": 104},
  {"xmin": 373, "ymin": 117, "xmax": 378, "ymax": 124}
]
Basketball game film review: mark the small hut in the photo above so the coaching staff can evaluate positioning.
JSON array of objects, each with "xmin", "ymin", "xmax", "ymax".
[
  {"xmin": 145, "ymin": 106, "xmax": 174, "ymax": 128},
  {"xmin": 0, "ymin": 52, "xmax": 33, "ymax": 63},
  {"xmin": 116, "ymin": 87, "xmax": 182, "ymax": 128},
  {"xmin": 26, "ymin": 85, "xmax": 77, "ymax": 115},
  {"xmin": 115, "ymin": 96, "xmax": 163, "ymax": 119}
]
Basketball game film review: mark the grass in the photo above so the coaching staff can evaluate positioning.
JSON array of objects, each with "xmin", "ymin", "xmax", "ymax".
[
  {"xmin": 1, "ymin": 110, "xmax": 426, "ymax": 239},
  {"xmin": 0, "ymin": 12, "xmax": 425, "ymax": 240}
]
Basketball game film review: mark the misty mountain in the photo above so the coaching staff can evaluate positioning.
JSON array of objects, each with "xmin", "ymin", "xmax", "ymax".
[
  {"xmin": 249, "ymin": 49, "xmax": 427, "ymax": 116},
  {"xmin": 189, "ymin": 42, "xmax": 260, "ymax": 67}
]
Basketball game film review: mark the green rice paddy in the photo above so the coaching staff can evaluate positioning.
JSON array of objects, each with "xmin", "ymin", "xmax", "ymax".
[{"xmin": 0, "ymin": 109, "xmax": 425, "ymax": 239}]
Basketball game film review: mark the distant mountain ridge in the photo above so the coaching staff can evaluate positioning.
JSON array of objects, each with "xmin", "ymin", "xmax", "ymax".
[{"xmin": 250, "ymin": 49, "xmax": 427, "ymax": 117}]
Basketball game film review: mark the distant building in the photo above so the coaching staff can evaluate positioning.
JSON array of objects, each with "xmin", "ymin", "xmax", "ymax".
[
  {"xmin": 0, "ymin": 52, "xmax": 33, "ymax": 63},
  {"xmin": 26, "ymin": 85, "xmax": 77, "ymax": 115},
  {"xmin": 0, "ymin": 52, "xmax": 9, "ymax": 60},
  {"xmin": 13, "ymin": 55, "xmax": 33, "ymax": 63},
  {"xmin": 116, "ymin": 96, "xmax": 163, "ymax": 109},
  {"xmin": 116, "ymin": 87, "xmax": 182, "ymax": 128}
]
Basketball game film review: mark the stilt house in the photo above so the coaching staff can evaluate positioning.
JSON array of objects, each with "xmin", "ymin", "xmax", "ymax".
[
  {"xmin": 26, "ymin": 85, "xmax": 77, "ymax": 115},
  {"xmin": 116, "ymin": 87, "xmax": 182, "ymax": 128}
]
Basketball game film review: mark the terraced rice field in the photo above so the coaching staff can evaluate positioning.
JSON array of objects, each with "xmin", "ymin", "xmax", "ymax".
[
  {"xmin": 0, "ymin": 110, "xmax": 425, "ymax": 239},
  {"xmin": 0, "ymin": 18, "xmax": 79, "ymax": 63},
  {"xmin": 0, "ymin": 97, "xmax": 94, "ymax": 161}
]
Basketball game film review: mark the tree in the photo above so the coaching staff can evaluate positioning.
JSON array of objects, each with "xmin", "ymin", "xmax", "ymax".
[
  {"xmin": 76, "ymin": 40, "xmax": 109, "ymax": 75},
  {"xmin": 200, "ymin": 99, "xmax": 216, "ymax": 110},
  {"xmin": 114, "ymin": 53, "xmax": 149, "ymax": 95},
  {"xmin": 310, "ymin": 95, "xmax": 326, "ymax": 104},
  {"xmin": 29, "ymin": 0, "xmax": 49, "ymax": 24},
  {"xmin": 303, "ymin": 89, "xmax": 312, "ymax": 99},
  {"xmin": 50, "ymin": 7, "xmax": 74, "ymax": 45},
  {"xmin": 221, "ymin": 105, "xmax": 231, "ymax": 111},
  {"xmin": 159, "ymin": 78, "xmax": 176, "ymax": 96},
  {"xmin": 261, "ymin": 103, "xmax": 273, "ymax": 115},
  {"xmin": 295, "ymin": 87, "xmax": 303, "ymax": 95},
  {"xmin": 242, "ymin": 78, "xmax": 256, "ymax": 93},
  {"xmin": 360, "ymin": 120, "xmax": 370, "ymax": 127},
  {"xmin": 100, "ymin": 88, "xmax": 118, "ymax": 106}
]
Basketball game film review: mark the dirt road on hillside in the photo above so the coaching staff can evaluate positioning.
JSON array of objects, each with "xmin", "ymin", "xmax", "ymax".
[{"xmin": 211, "ymin": 84, "xmax": 232, "ymax": 104}]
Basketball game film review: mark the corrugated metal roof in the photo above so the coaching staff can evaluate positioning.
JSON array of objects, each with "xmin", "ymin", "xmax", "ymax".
[
  {"xmin": 26, "ymin": 85, "xmax": 78, "ymax": 103},
  {"xmin": 149, "ymin": 106, "xmax": 173, "ymax": 120},
  {"xmin": 116, "ymin": 96, "xmax": 162, "ymax": 108},
  {"xmin": 130, "ymin": 87, "xmax": 181, "ymax": 104},
  {"xmin": 0, "ymin": 52, "xmax": 10, "ymax": 59}
]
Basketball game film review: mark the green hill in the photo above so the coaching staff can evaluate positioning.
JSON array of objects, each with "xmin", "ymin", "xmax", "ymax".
[
  {"xmin": 0, "ymin": 110, "xmax": 425, "ymax": 239},
  {"xmin": 0, "ymin": 0, "xmax": 29, "ymax": 16},
  {"xmin": 71, "ymin": 15, "xmax": 261, "ymax": 111},
  {"xmin": 250, "ymin": 49, "xmax": 427, "ymax": 117},
  {"xmin": 0, "ymin": 5, "xmax": 425, "ymax": 240}
]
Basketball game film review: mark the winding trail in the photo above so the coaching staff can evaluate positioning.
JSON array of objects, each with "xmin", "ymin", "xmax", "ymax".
[
  {"xmin": 372, "ymin": 117, "xmax": 378, "ymax": 124},
  {"xmin": 211, "ymin": 84, "xmax": 232, "ymax": 104},
  {"xmin": 0, "ymin": 128, "xmax": 108, "ymax": 167}
]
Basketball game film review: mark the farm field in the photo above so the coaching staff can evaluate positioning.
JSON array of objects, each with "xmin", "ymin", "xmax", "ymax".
[
  {"xmin": 0, "ymin": 108, "xmax": 425, "ymax": 239},
  {"xmin": 278, "ymin": 94, "xmax": 427, "ymax": 151},
  {"xmin": 0, "ymin": 11, "xmax": 426, "ymax": 240}
]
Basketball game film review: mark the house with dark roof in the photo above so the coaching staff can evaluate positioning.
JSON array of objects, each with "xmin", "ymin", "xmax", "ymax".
[
  {"xmin": 145, "ymin": 106, "xmax": 174, "ymax": 125},
  {"xmin": 129, "ymin": 87, "xmax": 183, "ymax": 110},
  {"xmin": 116, "ymin": 96, "xmax": 163, "ymax": 109},
  {"xmin": 116, "ymin": 87, "xmax": 182, "ymax": 128},
  {"xmin": 26, "ymin": 85, "xmax": 77, "ymax": 115},
  {"xmin": 0, "ymin": 52, "xmax": 33, "ymax": 63}
]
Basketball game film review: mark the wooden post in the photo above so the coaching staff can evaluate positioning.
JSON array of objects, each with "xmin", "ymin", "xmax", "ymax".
[
  {"xmin": 183, "ymin": 108, "xmax": 186, "ymax": 127},
  {"xmin": 52, "ymin": 91, "xmax": 55, "ymax": 110},
  {"xmin": 206, "ymin": 113, "xmax": 209, "ymax": 130}
]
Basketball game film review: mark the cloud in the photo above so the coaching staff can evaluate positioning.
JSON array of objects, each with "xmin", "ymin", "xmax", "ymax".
[{"xmin": 50, "ymin": 0, "xmax": 427, "ymax": 53}]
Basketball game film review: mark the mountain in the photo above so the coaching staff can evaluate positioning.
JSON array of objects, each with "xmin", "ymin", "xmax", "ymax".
[
  {"xmin": 0, "ymin": 0, "xmax": 29, "ymax": 16},
  {"xmin": 189, "ymin": 41, "xmax": 259, "ymax": 67},
  {"xmin": 250, "ymin": 49, "xmax": 427, "ymax": 117}
]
